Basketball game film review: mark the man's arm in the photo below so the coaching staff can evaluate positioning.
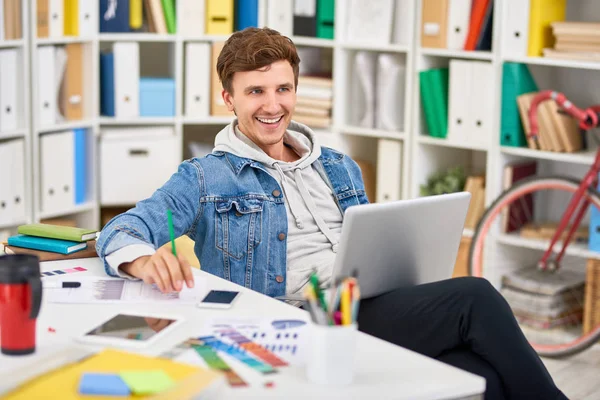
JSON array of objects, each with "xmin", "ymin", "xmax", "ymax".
[{"xmin": 96, "ymin": 160, "xmax": 204, "ymax": 291}]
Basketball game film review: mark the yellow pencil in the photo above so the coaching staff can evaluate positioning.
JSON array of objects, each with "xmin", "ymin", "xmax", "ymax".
[{"xmin": 341, "ymin": 282, "xmax": 352, "ymax": 325}]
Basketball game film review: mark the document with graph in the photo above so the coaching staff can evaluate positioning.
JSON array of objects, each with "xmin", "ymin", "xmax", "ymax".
[{"xmin": 44, "ymin": 276, "xmax": 206, "ymax": 304}]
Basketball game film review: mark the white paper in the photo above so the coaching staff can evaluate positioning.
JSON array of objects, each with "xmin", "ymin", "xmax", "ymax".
[{"xmin": 43, "ymin": 276, "xmax": 206, "ymax": 304}]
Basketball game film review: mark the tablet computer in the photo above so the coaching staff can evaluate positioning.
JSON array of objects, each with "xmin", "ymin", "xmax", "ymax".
[{"xmin": 77, "ymin": 311, "xmax": 184, "ymax": 348}]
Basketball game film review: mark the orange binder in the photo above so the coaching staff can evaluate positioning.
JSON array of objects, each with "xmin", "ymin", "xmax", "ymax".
[
  {"xmin": 420, "ymin": 0, "xmax": 448, "ymax": 49},
  {"xmin": 464, "ymin": 0, "xmax": 490, "ymax": 51},
  {"xmin": 60, "ymin": 43, "xmax": 85, "ymax": 120},
  {"xmin": 210, "ymin": 42, "xmax": 234, "ymax": 116}
]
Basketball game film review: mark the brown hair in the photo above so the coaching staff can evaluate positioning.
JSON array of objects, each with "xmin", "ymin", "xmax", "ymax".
[{"xmin": 216, "ymin": 27, "xmax": 301, "ymax": 94}]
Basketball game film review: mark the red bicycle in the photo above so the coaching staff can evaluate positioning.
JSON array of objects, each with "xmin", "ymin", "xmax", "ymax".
[{"xmin": 469, "ymin": 90, "xmax": 600, "ymax": 358}]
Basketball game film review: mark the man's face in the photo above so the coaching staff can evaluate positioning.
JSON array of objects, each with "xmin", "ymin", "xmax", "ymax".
[{"xmin": 222, "ymin": 60, "xmax": 296, "ymax": 151}]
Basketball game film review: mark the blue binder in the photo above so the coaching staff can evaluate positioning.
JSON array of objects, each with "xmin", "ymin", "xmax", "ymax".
[
  {"xmin": 99, "ymin": 0, "xmax": 131, "ymax": 32},
  {"xmin": 74, "ymin": 128, "xmax": 87, "ymax": 205},
  {"xmin": 500, "ymin": 63, "xmax": 538, "ymax": 147},
  {"xmin": 100, "ymin": 52, "xmax": 115, "ymax": 116},
  {"xmin": 235, "ymin": 0, "xmax": 259, "ymax": 31}
]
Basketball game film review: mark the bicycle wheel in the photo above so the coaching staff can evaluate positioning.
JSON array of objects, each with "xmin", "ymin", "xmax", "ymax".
[{"xmin": 469, "ymin": 176, "xmax": 600, "ymax": 358}]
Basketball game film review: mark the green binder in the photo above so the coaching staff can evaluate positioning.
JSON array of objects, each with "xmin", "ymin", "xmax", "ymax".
[
  {"xmin": 420, "ymin": 70, "xmax": 439, "ymax": 137},
  {"xmin": 500, "ymin": 63, "xmax": 538, "ymax": 147},
  {"xmin": 316, "ymin": 0, "xmax": 335, "ymax": 39},
  {"xmin": 428, "ymin": 68, "xmax": 450, "ymax": 139},
  {"xmin": 161, "ymin": 0, "xmax": 176, "ymax": 34}
]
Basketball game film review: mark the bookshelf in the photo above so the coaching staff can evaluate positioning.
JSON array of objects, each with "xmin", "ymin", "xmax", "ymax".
[
  {"xmin": 0, "ymin": 0, "xmax": 30, "ymax": 236},
  {"xmin": 5, "ymin": 0, "xmax": 600, "ymax": 290}
]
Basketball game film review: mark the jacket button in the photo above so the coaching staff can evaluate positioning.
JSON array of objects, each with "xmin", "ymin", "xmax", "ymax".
[
  {"xmin": 278, "ymin": 233, "xmax": 286, "ymax": 241},
  {"xmin": 275, "ymin": 275, "xmax": 284, "ymax": 283},
  {"xmin": 272, "ymin": 189, "xmax": 281, "ymax": 197},
  {"xmin": 235, "ymin": 211, "xmax": 243, "ymax": 217}
]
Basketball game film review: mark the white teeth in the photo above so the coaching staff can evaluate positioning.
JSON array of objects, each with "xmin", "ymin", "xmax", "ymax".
[{"xmin": 257, "ymin": 116, "xmax": 282, "ymax": 124}]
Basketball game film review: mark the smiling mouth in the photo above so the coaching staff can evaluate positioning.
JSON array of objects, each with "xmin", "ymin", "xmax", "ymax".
[{"xmin": 256, "ymin": 116, "xmax": 283, "ymax": 124}]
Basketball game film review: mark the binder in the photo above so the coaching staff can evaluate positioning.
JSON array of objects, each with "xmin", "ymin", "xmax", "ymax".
[
  {"xmin": 469, "ymin": 61, "xmax": 494, "ymax": 147},
  {"xmin": 501, "ymin": 0, "xmax": 529, "ymax": 57},
  {"xmin": 527, "ymin": 0, "xmax": 567, "ymax": 57},
  {"xmin": 113, "ymin": 42, "xmax": 140, "ymax": 118},
  {"xmin": 266, "ymin": 0, "xmax": 293, "ymax": 36},
  {"xmin": 63, "ymin": 0, "xmax": 78, "ymax": 36},
  {"xmin": 185, "ymin": 42, "xmax": 211, "ymax": 117},
  {"xmin": 447, "ymin": 60, "xmax": 471, "ymax": 143},
  {"xmin": 205, "ymin": 0, "xmax": 234, "ymax": 35},
  {"xmin": 420, "ymin": 68, "xmax": 449, "ymax": 138},
  {"xmin": 0, "ymin": 0, "xmax": 3, "ymax": 41},
  {"xmin": 37, "ymin": 0, "xmax": 49, "ymax": 37},
  {"xmin": 392, "ymin": 0, "xmax": 414, "ymax": 45},
  {"xmin": 179, "ymin": 0, "xmax": 205, "ymax": 37},
  {"xmin": 78, "ymin": 0, "xmax": 95, "ymax": 36},
  {"xmin": 346, "ymin": 0, "xmax": 393, "ymax": 44},
  {"xmin": 99, "ymin": 0, "xmax": 130, "ymax": 32},
  {"xmin": 74, "ymin": 128, "xmax": 87, "ymax": 204},
  {"xmin": 376, "ymin": 139, "xmax": 402, "ymax": 202},
  {"xmin": 161, "ymin": 0, "xmax": 176, "ymax": 34},
  {"xmin": 236, "ymin": 0, "xmax": 259, "ymax": 31},
  {"xmin": 0, "ymin": 49, "xmax": 18, "ymax": 131},
  {"xmin": 130, "ymin": 0, "xmax": 143, "ymax": 29},
  {"xmin": 0, "ymin": 139, "xmax": 26, "ymax": 227},
  {"xmin": 37, "ymin": 46, "xmax": 57, "ymax": 126},
  {"xmin": 474, "ymin": 0, "xmax": 493, "ymax": 51},
  {"xmin": 100, "ymin": 52, "xmax": 115, "ymax": 116},
  {"xmin": 48, "ymin": 0, "xmax": 64, "ymax": 37},
  {"xmin": 40, "ymin": 131, "xmax": 76, "ymax": 214},
  {"xmin": 446, "ymin": 0, "xmax": 472, "ymax": 50},
  {"xmin": 463, "ymin": 0, "xmax": 490, "ymax": 51},
  {"xmin": 60, "ymin": 43, "xmax": 84, "ymax": 121},
  {"xmin": 210, "ymin": 42, "xmax": 233, "ymax": 116},
  {"xmin": 316, "ymin": 0, "xmax": 334, "ymax": 39},
  {"xmin": 500, "ymin": 63, "xmax": 538, "ymax": 147},
  {"xmin": 350, "ymin": 51, "xmax": 377, "ymax": 128},
  {"xmin": 375, "ymin": 53, "xmax": 405, "ymax": 131},
  {"xmin": 293, "ymin": 0, "xmax": 317, "ymax": 37},
  {"xmin": 420, "ymin": 0, "xmax": 448, "ymax": 48}
]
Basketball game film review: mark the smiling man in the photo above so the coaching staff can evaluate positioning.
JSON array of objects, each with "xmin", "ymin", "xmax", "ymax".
[{"xmin": 97, "ymin": 27, "xmax": 567, "ymax": 400}]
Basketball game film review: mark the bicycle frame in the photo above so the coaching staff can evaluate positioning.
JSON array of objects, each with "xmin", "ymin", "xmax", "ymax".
[{"xmin": 528, "ymin": 91, "xmax": 600, "ymax": 270}]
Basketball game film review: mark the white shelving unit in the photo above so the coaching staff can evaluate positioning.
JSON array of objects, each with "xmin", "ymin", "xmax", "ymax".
[
  {"xmin": 0, "ymin": 0, "xmax": 30, "ymax": 237},
  {"xmin": 28, "ymin": 0, "xmax": 100, "ymax": 230}
]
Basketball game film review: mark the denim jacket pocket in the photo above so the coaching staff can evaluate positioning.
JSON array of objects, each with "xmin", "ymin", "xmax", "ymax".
[{"xmin": 215, "ymin": 197, "xmax": 264, "ymax": 260}]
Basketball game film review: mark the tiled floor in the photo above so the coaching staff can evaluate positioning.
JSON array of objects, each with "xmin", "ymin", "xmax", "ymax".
[{"xmin": 541, "ymin": 345, "xmax": 600, "ymax": 400}]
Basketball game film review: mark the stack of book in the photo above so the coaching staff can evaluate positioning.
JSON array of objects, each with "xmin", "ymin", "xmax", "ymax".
[
  {"xmin": 294, "ymin": 75, "xmax": 333, "ymax": 129},
  {"xmin": 544, "ymin": 22, "xmax": 600, "ymax": 62},
  {"xmin": 501, "ymin": 266, "xmax": 586, "ymax": 330},
  {"xmin": 516, "ymin": 92, "xmax": 582, "ymax": 152},
  {"xmin": 3, "ymin": 224, "xmax": 98, "ymax": 262}
]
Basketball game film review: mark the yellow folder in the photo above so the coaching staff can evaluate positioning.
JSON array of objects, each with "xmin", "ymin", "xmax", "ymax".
[
  {"xmin": 64, "ymin": 0, "xmax": 79, "ymax": 36},
  {"xmin": 527, "ymin": 0, "xmax": 567, "ymax": 57},
  {"xmin": 3, "ymin": 349, "xmax": 223, "ymax": 399},
  {"xmin": 205, "ymin": 0, "xmax": 234, "ymax": 35}
]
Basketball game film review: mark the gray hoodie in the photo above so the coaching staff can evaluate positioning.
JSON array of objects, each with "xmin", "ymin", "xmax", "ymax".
[{"xmin": 213, "ymin": 121, "xmax": 343, "ymax": 294}]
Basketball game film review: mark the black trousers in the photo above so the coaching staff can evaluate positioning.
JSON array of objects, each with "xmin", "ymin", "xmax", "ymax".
[{"xmin": 356, "ymin": 277, "xmax": 568, "ymax": 400}]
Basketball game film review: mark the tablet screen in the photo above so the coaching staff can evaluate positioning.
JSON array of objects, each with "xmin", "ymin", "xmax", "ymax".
[{"xmin": 85, "ymin": 314, "xmax": 178, "ymax": 342}]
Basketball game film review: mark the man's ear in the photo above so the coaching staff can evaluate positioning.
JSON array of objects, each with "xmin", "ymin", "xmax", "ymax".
[{"xmin": 222, "ymin": 90, "xmax": 235, "ymax": 112}]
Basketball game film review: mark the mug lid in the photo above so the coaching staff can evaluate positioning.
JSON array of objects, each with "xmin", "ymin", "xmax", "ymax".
[{"xmin": 0, "ymin": 254, "xmax": 41, "ymax": 283}]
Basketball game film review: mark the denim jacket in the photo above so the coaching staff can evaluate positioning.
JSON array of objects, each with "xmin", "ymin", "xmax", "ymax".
[{"xmin": 96, "ymin": 147, "xmax": 369, "ymax": 298}]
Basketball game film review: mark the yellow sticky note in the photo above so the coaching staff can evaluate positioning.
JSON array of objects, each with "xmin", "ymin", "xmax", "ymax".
[{"xmin": 2, "ymin": 349, "xmax": 222, "ymax": 400}]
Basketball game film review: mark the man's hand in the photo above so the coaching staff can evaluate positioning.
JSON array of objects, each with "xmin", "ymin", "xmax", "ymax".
[{"xmin": 120, "ymin": 247, "xmax": 195, "ymax": 293}]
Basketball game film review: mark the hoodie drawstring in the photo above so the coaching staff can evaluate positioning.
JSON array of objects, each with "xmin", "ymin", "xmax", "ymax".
[{"xmin": 274, "ymin": 164, "xmax": 305, "ymax": 230}]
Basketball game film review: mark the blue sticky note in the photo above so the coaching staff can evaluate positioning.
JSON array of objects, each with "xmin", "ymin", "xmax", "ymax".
[{"xmin": 78, "ymin": 373, "xmax": 130, "ymax": 396}]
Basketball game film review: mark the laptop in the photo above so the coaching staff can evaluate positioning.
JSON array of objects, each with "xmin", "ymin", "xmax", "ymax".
[{"xmin": 331, "ymin": 191, "xmax": 471, "ymax": 299}]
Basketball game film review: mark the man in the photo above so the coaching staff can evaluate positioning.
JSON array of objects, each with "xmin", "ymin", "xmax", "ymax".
[{"xmin": 97, "ymin": 27, "xmax": 566, "ymax": 400}]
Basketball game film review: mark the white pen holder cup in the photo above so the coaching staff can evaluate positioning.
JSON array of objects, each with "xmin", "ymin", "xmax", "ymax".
[{"xmin": 306, "ymin": 323, "xmax": 358, "ymax": 385}]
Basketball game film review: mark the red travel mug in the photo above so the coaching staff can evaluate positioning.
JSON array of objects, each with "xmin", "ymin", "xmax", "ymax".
[{"xmin": 0, "ymin": 254, "xmax": 42, "ymax": 355}]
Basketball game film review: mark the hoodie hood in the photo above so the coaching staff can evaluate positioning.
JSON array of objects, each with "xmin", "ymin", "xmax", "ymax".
[{"xmin": 213, "ymin": 120, "xmax": 322, "ymax": 171}]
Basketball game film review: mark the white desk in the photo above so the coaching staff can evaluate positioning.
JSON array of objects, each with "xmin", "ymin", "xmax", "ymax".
[{"xmin": 0, "ymin": 258, "xmax": 485, "ymax": 399}]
